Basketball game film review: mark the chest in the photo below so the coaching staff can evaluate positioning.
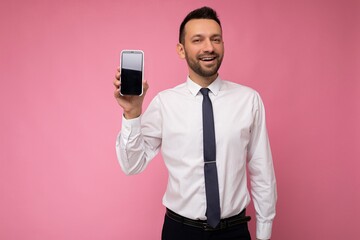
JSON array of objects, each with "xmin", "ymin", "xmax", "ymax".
[{"xmin": 160, "ymin": 95, "xmax": 254, "ymax": 144}]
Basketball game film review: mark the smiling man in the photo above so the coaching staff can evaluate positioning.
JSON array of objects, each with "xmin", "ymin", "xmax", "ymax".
[{"xmin": 113, "ymin": 6, "xmax": 277, "ymax": 240}]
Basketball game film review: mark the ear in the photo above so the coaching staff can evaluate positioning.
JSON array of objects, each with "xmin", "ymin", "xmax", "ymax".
[{"xmin": 176, "ymin": 43, "xmax": 186, "ymax": 59}]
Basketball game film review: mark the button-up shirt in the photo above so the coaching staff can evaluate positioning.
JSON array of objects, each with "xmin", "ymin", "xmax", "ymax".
[{"xmin": 116, "ymin": 76, "xmax": 277, "ymax": 239}]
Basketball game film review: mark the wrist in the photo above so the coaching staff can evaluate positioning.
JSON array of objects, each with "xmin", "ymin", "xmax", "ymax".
[{"xmin": 124, "ymin": 109, "xmax": 142, "ymax": 119}]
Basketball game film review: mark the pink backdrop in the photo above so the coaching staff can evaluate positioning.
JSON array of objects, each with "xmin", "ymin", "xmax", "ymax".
[{"xmin": 1, "ymin": 0, "xmax": 359, "ymax": 239}]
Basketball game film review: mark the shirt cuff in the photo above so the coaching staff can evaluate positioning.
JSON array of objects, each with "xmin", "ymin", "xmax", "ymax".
[
  {"xmin": 256, "ymin": 221, "xmax": 273, "ymax": 240},
  {"xmin": 121, "ymin": 115, "xmax": 141, "ymax": 136}
]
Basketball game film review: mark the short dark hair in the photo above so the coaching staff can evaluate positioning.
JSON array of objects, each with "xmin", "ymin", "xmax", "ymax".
[{"xmin": 179, "ymin": 6, "xmax": 221, "ymax": 44}]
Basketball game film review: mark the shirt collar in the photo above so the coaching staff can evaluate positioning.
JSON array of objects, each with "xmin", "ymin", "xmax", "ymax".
[{"xmin": 186, "ymin": 76, "xmax": 222, "ymax": 96}]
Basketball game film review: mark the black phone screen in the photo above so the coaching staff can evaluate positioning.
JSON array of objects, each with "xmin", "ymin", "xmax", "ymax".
[{"xmin": 120, "ymin": 51, "xmax": 143, "ymax": 95}]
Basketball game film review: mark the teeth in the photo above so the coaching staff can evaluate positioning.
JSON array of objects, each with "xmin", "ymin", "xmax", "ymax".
[{"xmin": 201, "ymin": 57, "xmax": 215, "ymax": 61}]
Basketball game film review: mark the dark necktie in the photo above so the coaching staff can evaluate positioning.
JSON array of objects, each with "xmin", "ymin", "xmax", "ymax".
[{"xmin": 200, "ymin": 88, "xmax": 221, "ymax": 228}]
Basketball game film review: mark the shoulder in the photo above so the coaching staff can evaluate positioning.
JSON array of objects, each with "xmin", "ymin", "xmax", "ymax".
[
  {"xmin": 146, "ymin": 82, "xmax": 190, "ymax": 110},
  {"xmin": 220, "ymin": 80, "xmax": 260, "ymax": 98},
  {"xmin": 155, "ymin": 82, "xmax": 189, "ymax": 100},
  {"xmin": 160, "ymin": 82, "xmax": 187, "ymax": 94},
  {"xmin": 219, "ymin": 80, "xmax": 265, "ymax": 113}
]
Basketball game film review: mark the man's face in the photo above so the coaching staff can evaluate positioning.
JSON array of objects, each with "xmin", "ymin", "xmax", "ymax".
[{"xmin": 181, "ymin": 19, "xmax": 224, "ymax": 81}]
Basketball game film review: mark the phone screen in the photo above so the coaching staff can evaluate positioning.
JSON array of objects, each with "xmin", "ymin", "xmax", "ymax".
[{"xmin": 120, "ymin": 50, "xmax": 143, "ymax": 96}]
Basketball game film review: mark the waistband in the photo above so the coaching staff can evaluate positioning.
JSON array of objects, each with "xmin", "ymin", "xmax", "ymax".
[{"xmin": 165, "ymin": 208, "xmax": 251, "ymax": 231}]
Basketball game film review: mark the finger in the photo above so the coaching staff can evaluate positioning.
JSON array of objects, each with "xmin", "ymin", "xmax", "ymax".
[
  {"xmin": 143, "ymin": 80, "xmax": 149, "ymax": 93},
  {"xmin": 113, "ymin": 78, "xmax": 120, "ymax": 88},
  {"xmin": 115, "ymin": 70, "xmax": 121, "ymax": 80},
  {"xmin": 114, "ymin": 89, "xmax": 121, "ymax": 98}
]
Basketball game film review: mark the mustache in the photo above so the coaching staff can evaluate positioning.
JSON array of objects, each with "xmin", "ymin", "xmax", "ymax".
[{"xmin": 197, "ymin": 52, "xmax": 219, "ymax": 58}]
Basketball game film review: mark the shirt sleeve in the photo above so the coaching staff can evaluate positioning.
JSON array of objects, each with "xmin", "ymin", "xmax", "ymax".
[
  {"xmin": 247, "ymin": 92, "xmax": 277, "ymax": 240},
  {"xmin": 115, "ymin": 96, "xmax": 162, "ymax": 175}
]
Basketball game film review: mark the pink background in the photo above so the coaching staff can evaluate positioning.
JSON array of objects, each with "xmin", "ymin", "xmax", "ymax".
[{"xmin": 1, "ymin": 0, "xmax": 359, "ymax": 239}]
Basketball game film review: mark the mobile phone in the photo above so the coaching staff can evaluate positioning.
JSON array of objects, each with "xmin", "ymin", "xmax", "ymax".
[{"xmin": 120, "ymin": 50, "xmax": 144, "ymax": 96}]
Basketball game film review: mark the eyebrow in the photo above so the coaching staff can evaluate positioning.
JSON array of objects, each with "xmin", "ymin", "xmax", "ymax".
[{"xmin": 191, "ymin": 34, "xmax": 222, "ymax": 39}]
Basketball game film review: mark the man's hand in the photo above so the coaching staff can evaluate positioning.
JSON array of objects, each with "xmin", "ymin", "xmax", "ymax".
[{"xmin": 113, "ymin": 67, "xmax": 149, "ymax": 119}]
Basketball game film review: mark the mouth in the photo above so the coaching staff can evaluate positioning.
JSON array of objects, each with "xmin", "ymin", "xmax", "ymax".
[{"xmin": 198, "ymin": 55, "xmax": 217, "ymax": 62}]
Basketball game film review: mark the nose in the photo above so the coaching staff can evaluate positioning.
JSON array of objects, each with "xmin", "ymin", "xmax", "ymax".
[{"xmin": 203, "ymin": 38, "xmax": 214, "ymax": 53}]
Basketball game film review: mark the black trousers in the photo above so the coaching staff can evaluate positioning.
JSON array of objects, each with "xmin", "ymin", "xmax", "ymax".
[{"xmin": 161, "ymin": 214, "xmax": 251, "ymax": 240}]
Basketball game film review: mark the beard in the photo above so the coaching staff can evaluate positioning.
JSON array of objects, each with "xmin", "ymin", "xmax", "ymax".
[{"xmin": 184, "ymin": 50, "xmax": 223, "ymax": 78}]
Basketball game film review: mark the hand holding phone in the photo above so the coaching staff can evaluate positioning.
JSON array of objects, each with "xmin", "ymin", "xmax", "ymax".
[
  {"xmin": 114, "ymin": 50, "xmax": 148, "ymax": 119},
  {"xmin": 120, "ymin": 50, "xmax": 144, "ymax": 96}
]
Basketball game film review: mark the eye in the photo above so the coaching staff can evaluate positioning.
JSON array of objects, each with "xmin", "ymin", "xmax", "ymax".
[
  {"xmin": 212, "ymin": 38, "xmax": 222, "ymax": 43},
  {"xmin": 192, "ymin": 38, "xmax": 201, "ymax": 43}
]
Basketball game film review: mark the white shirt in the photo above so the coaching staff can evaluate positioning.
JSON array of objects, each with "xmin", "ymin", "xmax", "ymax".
[{"xmin": 116, "ymin": 76, "xmax": 277, "ymax": 239}]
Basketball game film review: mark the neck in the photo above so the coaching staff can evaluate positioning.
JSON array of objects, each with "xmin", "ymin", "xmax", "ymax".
[{"xmin": 188, "ymin": 72, "xmax": 218, "ymax": 88}]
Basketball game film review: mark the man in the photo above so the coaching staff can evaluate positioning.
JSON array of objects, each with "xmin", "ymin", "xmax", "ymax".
[{"xmin": 113, "ymin": 6, "xmax": 276, "ymax": 240}]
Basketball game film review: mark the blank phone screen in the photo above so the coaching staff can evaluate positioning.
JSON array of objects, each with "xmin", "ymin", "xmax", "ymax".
[{"xmin": 120, "ymin": 51, "xmax": 143, "ymax": 95}]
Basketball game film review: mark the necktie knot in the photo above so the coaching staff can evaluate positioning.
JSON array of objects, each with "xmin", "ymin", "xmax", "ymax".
[{"xmin": 200, "ymin": 88, "xmax": 210, "ymax": 96}]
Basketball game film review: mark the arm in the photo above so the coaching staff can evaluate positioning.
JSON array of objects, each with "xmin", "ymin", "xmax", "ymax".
[
  {"xmin": 113, "ymin": 68, "xmax": 161, "ymax": 175},
  {"xmin": 247, "ymin": 93, "xmax": 277, "ymax": 240}
]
